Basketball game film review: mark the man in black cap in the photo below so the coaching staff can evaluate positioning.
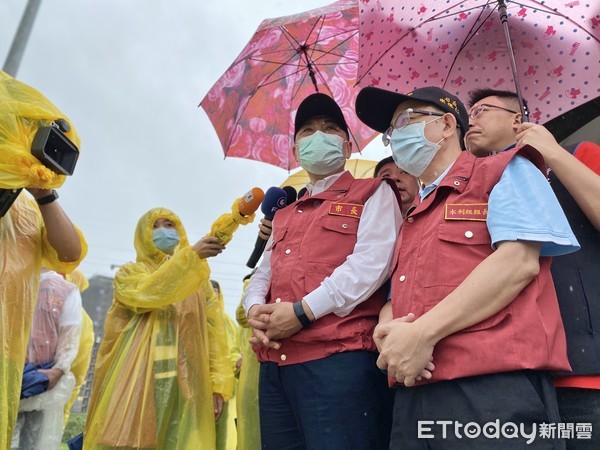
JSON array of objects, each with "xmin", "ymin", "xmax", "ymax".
[
  {"xmin": 356, "ymin": 86, "xmax": 579, "ymax": 448},
  {"xmin": 243, "ymin": 93, "xmax": 406, "ymax": 449}
]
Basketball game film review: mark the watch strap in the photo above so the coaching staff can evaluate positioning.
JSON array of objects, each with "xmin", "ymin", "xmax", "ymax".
[
  {"xmin": 293, "ymin": 301, "xmax": 311, "ymax": 328},
  {"xmin": 36, "ymin": 190, "xmax": 59, "ymax": 205}
]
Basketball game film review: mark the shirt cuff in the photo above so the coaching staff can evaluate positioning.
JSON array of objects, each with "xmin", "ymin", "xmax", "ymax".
[
  {"xmin": 243, "ymin": 297, "xmax": 264, "ymax": 316},
  {"xmin": 303, "ymin": 285, "xmax": 338, "ymax": 320}
]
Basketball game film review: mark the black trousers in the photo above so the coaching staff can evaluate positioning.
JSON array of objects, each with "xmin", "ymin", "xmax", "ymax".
[
  {"xmin": 391, "ymin": 371, "xmax": 565, "ymax": 449},
  {"xmin": 557, "ymin": 387, "xmax": 600, "ymax": 450},
  {"xmin": 258, "ymin": 351, "xmax": 394, "ymax": 450}
]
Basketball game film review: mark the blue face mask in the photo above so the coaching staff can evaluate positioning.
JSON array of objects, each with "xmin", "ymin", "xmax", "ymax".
[
  {"xmin": 390, "ymin": 121, "xmax": 443, "ymax": 177},
  {"xmin": 152, "ymin": 227, "xmax": 180, "ymax": 254},
  {"xmin": 296, "ymin": 130, "xmax": 346, "ymax": 175}
]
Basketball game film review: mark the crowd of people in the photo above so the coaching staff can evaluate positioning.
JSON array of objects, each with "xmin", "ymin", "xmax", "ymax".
[{"xmin": 1, "ymin": 69, "xmax": 599, "ymax": 450}]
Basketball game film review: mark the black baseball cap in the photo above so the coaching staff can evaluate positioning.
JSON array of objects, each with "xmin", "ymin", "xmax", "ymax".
[
  {"xmin": 294, "ymin": 93, "xmax": 349, "ymax": 138},
  {"xmin": 356, "ymin": 86, "xmax": 469, "ymax": 140}
]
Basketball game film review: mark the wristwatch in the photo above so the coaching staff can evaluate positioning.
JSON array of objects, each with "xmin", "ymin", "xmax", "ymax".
[
  {"xmin": 293, "ymin": 301, "xmax": 312, "ymax": 328},
  {"xmin": 36, "ymin": 190, "xmax": 59, "ymax": 205}
]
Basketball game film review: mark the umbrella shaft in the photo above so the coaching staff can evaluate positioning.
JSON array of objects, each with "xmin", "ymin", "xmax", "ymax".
[{"xmin": 497, "ymin": 0, "xmax": 529, "ymax": 121}]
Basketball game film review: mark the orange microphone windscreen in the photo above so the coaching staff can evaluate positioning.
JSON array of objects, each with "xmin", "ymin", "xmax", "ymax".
[{"xmin": 238, "ymin": 187, "xmax": 265, "ymax": 216}]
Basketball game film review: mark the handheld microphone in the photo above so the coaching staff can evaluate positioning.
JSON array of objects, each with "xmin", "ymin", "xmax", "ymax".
[
  {"xmin": 282, "ymin": 186, "xmax": 298, "ymax": 205},
  {"xmin": 238, "ymin": 187, "xmax": 265, "ymax": 216},
  {"xmin": 246, "ymin": 186, "xmax": 288, "ymax": 268},
  {"xmin": 298, "ymin": 187, "xmax": 308, "ymax": 199}
]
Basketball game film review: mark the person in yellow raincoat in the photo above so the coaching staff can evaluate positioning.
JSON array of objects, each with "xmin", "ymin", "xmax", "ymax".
[
  {"xmin": 0, "ymin": 193, "xmax": 86, "ymax": 449},
  {"xmin": 0, "ymin": 71, "xmax": 87, "ymax": 450},
  {"xmin": 212, "ymin": 279, "xmax": 240, "ymax": 450},
  {"xmin": 84, "ymin": 207, "xmax": 234, "ymax": 450},
  {"xmin": 235, "ymin": 276, "xmax": 261, "ymax": 450},
  {"xmin": 64, "ymin": 269, "xmax": 94, "ymax": 424}
]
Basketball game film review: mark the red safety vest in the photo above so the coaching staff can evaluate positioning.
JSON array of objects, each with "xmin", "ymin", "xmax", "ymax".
[
  {"xmin": 254, "ymin": 171, "xmax": 397, "ymax": 365},
  {"xmin": 391, "ymin": 147, "xmax": 570, "ymax": 384}
]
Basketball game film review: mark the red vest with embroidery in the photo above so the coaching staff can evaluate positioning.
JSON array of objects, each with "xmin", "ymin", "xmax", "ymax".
[
  {"xmin": 254, "ymin": 171, "xmax": 394, "ymax": 365},
  {"xmin": 391, "ymin": 147, "xmax": 570, "ymax": 384}
]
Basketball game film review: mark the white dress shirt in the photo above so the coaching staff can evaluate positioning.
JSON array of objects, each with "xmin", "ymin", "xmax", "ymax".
[{"xmin": 243, "ymin": 171, "xmax": 402, "ymax": 320}]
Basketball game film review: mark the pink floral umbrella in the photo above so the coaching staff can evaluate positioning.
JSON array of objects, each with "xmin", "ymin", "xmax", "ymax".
[
  {"xmin": 357, "ymin": 0, "xmax": 600, "ymax": 124},
  {"xmin": 200, "ymin": 0, "xmax": 378, "ymax": 170}
]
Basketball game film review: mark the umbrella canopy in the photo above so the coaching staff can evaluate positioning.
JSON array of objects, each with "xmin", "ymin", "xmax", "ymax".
[
  {"xmin": 281, "ymin": 158, "xmax": 377, "ymax": 191},
  {"xmin": 357, "ymin": 0, "xmax": 600, "ymax": 124},
  {"xmin": 201, "ymin": 0, "xmax": 378, "ymax": 170}
]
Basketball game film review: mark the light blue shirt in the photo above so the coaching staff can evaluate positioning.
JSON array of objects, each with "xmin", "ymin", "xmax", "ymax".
[
  {"xmin": 487, "ymin": 155, "xmax": 579, "ymax": 256},
  {"xmin": 420, "ymin": 164, "xmax": 452, "ymax": 202},
  {"xmin": 420, "ymin": 153, "xmax": 579, "ymax": 257}
]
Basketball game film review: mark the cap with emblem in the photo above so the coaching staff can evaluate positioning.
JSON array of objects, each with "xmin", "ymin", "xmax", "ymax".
[
  {"xmin": 355, "ymin": 86, "xmax": 469, "ymax": 141},
  {"xmin": 294, "ymin": 93, "xmax": 349, "ymax": 138}
]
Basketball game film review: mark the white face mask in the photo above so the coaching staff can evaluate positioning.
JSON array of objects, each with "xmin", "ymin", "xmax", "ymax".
[
  {"xmin": 296, "ymin": 130, "xmax": 346, "ymax": 175},
  {"xmin": 390, "ymin": 121, "xmax": 443, "ymax": 177}
]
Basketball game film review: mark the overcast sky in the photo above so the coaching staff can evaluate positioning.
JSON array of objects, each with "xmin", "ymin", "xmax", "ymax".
[{"xmin": 0, "ymin": 0, "xmax": 389, "ymax": 317}]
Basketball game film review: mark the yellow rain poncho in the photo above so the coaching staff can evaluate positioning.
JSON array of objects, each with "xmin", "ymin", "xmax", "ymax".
[
  {"xmin": 235, "ymin": 281, "xmax": 261, "ymax": 450},
  {"xmin": 64, "ymin": 269, "xmax": 94, "ymax": 424},
  {"xmin": 84, "ymin": 208, "xmax": 233, "ymax": 450},
  {"xmin": 0, "ymin": 70, "xmax": 81, "ymax": 190},
  {"xmin": 216, "ymin": 307, "xmax": 240, "ymax": 450},
  {"xmin": 0, "ymin": 71, "xmax": 86, "ymax": 449},
  {"xmin": 0, "ymin": 194, "xmax": 87, "ymax": 450}
]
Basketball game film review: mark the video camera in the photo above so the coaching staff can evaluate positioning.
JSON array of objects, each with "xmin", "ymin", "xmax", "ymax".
[{"xmin": 0, "ymin": 119, "xmax": 80, "ymax": 217}]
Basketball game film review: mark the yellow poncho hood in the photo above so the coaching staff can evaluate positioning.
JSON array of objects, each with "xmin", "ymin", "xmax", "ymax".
[
  {"xmin": 134, "ymin": 207, "xmax": 190, "ymax": 267},
  {"xmin": 0, "ymin": 70, "xmax": 81, "ymax": 189}
]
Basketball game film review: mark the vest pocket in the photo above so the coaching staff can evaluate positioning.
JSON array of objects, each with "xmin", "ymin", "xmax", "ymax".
[
  {"xmin": 268, "ymin": 228, "xmax": 287, "ymax": 267},
  {"xmin": 306, "ymin": 216, "xmax": 359, "ymax": 264},
  {"xmin": 418, "ymin": 220, "xmax": 491, "ymax": 288},
  {"xmin": 437, "ymin": 220, "xmax": 491, "ymax": 246}
]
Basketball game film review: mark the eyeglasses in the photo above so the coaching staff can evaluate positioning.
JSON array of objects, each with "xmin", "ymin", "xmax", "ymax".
[
  {"xmin": 469, "ymin": 103, "xmax": 518, "ymax": 120},
  {"xmin": 382, "ymin": 108, "xmax": 445, "ymax": 146}
]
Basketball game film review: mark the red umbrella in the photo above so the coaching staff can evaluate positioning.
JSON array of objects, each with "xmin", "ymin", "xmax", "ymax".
[
  {"xmin": 357, "ymin": 0, "xmax": 600, "ymax": 124},
  {"xmin": 200, "ymin": 0, "xmax": 378, "ymax": 170}
]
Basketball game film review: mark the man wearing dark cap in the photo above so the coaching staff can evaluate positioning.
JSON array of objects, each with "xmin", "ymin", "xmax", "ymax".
[
  {"xmin": 244, "ymin": 93, "xmax": 405, "ymax": 449},
  {"xmin": 356, "ymin": 86, "xmax": 579, "ymax": 448}
]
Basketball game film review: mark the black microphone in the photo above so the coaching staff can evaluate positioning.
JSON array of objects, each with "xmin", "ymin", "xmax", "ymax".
[
  {"xmin": 298, "ymin": 187, "xmax": 308, "ymax": 199},
  {"xmin": 246, "ymin": 187, "xmax": 288, "ymax": 268},
  {"xmin": 282, "ymin": 186, "xmax": 298, "ymax": 205}
]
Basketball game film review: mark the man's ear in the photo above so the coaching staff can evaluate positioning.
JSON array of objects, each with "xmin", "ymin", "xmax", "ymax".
[
  {"xmin": 292, "ymin": 141, "xmax": 300, "ymax": 163},
  {"xmin": 442, "ymin": 113, "xmax": 457, "ymax": 139},
  {"xmin": 512, "ymin": 113, "xmax": 523, "ymax": 132},
  {"xmin": 343, "ymin": 139, "xmax": 352, "ymax": 159}
]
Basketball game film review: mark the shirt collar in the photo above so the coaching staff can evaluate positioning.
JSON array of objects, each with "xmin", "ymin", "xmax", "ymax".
[
  {"xmin": 306, "ymin": 171, "xmax": 345, "ymax": 196},
  {"xmin": 419, "ymin": 163, "xmax": 454, "ymax": 201}
]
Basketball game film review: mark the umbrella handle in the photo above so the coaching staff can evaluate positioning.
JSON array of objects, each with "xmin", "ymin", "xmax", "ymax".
[{"xmin": 497, "ymin": 0, "xmax": 529, "ymax": 122}]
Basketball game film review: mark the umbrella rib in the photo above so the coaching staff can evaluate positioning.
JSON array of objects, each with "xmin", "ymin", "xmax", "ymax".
[
  {"xmin": 221, "ymin": 47, "xmax": 304, "ymax": 154},
  {"xmin": 310, "ymin": 30, "xmax": 360, "ymax": 64},
  {"xmin": 357, "ymin": 0, "xmax": 479, "ymax": 84},
  {"xmin": 278, "ymin": 21, "xmax": 323, "ymax": 92},
  {"xmin": 247, "ymin": 56, "xmax": 357, "ymax": 67},
  {"xmin": 357, "ymin": 0, "xmax": 559, "ymax": 83},
  {"xmin": 252, "ymin": 25, "xmax": 314, "ymax": 89},
  {"xmin": 248, "ymin": 27, "xmax": 357, "ymax": 62},
  {"xmin": 303, "ymin": 15, "xmax": 361, "ymax": 88},
  {"xmin": 442, "ymin": 4, "xmax": 496, "ymax": 90}
]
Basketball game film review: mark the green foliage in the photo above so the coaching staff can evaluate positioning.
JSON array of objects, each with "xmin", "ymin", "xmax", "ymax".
[{"xmin": 62, "ymin": 412, "xmax": 86, "ymax": 443}]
